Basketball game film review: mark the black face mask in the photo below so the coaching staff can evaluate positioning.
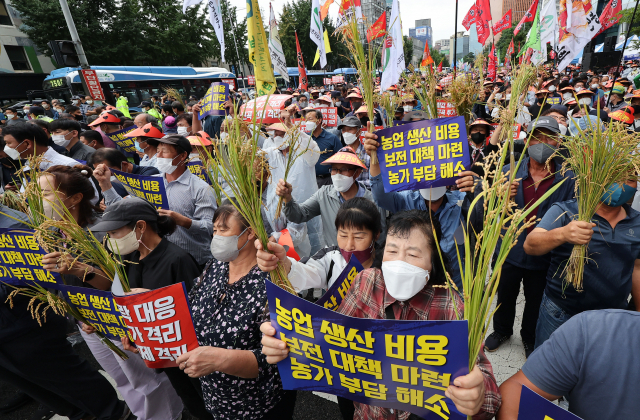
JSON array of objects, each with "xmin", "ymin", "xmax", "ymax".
[
  {"xmin": 74, "ymin": 114, "xmax": 83, "ymax": 121},
  {"xmin": 351, "ymin": 101, "xmax": 362, "ymax": 110},
  {"xmin": 470, "ymin": 132, "xmax": 487, "ymax": 145},
  {"xmin": 359, "ymin": 116, "xmax": 370, "ymax": 125}
]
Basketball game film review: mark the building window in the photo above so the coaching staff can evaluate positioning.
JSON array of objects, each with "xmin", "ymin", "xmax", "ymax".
[
  {"xmin": 0, "ymin": 0, "xmax": 13, "ymax": 26},
  {"xmin": 5, "ymin": 45, "xmax": 31, "ymax": 71}
]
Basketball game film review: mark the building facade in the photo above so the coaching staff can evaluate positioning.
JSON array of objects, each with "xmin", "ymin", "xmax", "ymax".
[
  {"xmin": 435, "ymin": 39, "xmax": 450, "ymax": 56},
  {"xmin": 502, "ymin": 0, "xmax": 533, "ymax": 24},
  {"xmin": 0, "ymin": 0, "xmax": 55, "ymax": 74},
  {"xmin": 409, "ymin": 18, "xmax": 432, "ymax": 49}
]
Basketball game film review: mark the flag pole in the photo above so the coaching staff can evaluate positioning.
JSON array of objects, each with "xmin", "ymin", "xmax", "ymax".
[
  {"xmin": 454, "ymin": 0, "xmax": 459, "ymax": 77},
  {"xmin": 606, "ymin": 0, "xmax": 640, "ymax": 108}
]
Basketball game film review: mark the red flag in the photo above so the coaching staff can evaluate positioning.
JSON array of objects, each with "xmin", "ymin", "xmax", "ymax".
[
  {"xmin": 421, "ymin": 43, "xmax": 434, "ymax": 67},
  {"xmin": 437, "ymin": 60, "xmax": 443, "ymax": 72},
  {"xmin": 475, "ymin": 0, "xmax": 492, "ymax": 45},
  {"xmin": 488, "ymin": 44, "xmax": 497, "ymax": 81},
  {"xmin": 462, "ymin": 4, "xmax": 479, "ymax": 30},
  {"xmin": 550, "ymin": 50, "xmax": 556, "ymax": 59},
  {"xmin": 295, "ymin": 31, "xmax": 308, "ymax": 91},
  {"xmin": 525, "ymin": 48, "xmax": 534, "ymax": 64},
  {"xmin": 366, "ymin": 11, "xmax": 387, "ymax": 42},
  {"xmin": 477, "ymin": 19, "xmax": 491, "ymax": 45},
  {"xmin": 505, "ymin": 38, "xmax": 514, "ymax": 65},
  {"xmin": 492, "ymin": 9, "xmax": 512, "ymax": 35},
  {"xmin": 476, "ymin": 0, "xmax": 492, "ymax": 24},
  {"xmin": 596, "ymin": 0, "xmax": 623, "ymax": 36},
  {"xmin": 514, "ymin": 0, "xmax": 539, "ymax": 36}
]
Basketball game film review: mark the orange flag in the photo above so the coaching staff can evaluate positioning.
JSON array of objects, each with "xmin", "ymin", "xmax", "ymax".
[
  {"xmin": 366, "ymin": 11, "xmax": 387, "ymax": 42},
  {"xmin": 295, "ymin": 31, "xmax": 308, "ymax": 91},
  {"xmin": 420, "ymin": 42, "xmax": 434, "ymax": 68},
  {"xmin": 320, "ymin": 0, "xmax": 334, "ymax": 20}
]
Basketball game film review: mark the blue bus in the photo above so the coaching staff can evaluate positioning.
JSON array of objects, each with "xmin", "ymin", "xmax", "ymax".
[
  {"xmin": 273, "ymin": 67, "xmax": 359, "ymax": 89},
  {"xmin": 41, "ymin": 66, "xmax": 237, "ymax": 109}
]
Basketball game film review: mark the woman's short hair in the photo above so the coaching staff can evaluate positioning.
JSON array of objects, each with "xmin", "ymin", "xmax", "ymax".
[{"xmin": 334, "ymin": 197, "xmax": 381, "ymax": 238}]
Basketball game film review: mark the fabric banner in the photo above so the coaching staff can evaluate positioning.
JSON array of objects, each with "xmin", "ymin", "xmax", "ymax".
[
  {"xmin": 295, "ymin": 32, "xmax": 309, "ymax": 91},
  {"xmin": 323, "ymin": 78, "xmax": 333, "ymax": 84},
  {"xmin": 269, "ymin": 3, "xmax": 290, "ymax": 82},
  {"xmin": 490, "ymin": 124, "xmax": 522, "ymax": 140},
  {"xmin": 186, "ymin": 160, "xmax": 212, "ymax": 185},
  {"xmin": 106, "ymin": 126, "xmax": 138, "ymax": 154},
  {"xmin": 318, "ymin": 107, "xmax": 339, "ymax": 127},
  {"xmin": 310, "ymin": 0, "xmax": 327, "ymax": 69},
  {"xmin": 462, "ymin": 4, "xmax": 479, "ymax": 30},
  {"xmin": 596, "ymin": 0, "xmax": 622, "ymax": 36},
  {"xmin": 0, "ymin": 229, "xmax": 63, "ymax": 290},
  {"xmin": 248, "ymin": 75, "xmax": 256, "ymax": 86},
  {"xmin": 110, "ymin": 169, "xmax": 169, "ymax": 210},
  {"xmin": 240, "ymin": 94, "xmax": 293, "ymax": 124},
  {"xmin": 315, "ymin": 256, "xmax": 364, "ymax": 311},
  {"xmin": 198, "ymin": 82, "xmax": 229, "ymax": 120},
  {"xmin": 113, "ymin": 283, "xmax": 199, "ymax": 369},
  {"xmin": 367, "ymin": 11, "xmax": 387, "ymax": 42},
  {"xmin": 375, "ymin": 117, "xmax": 471, "ymax": 193},
  {"xmin": 207, "ymin": 0, "xmax": 225, "ymax": 63},
  {"xmin": 381, "ymin": 0, "xmax": 405, "ymax": 91},
  {"xmin": 539, "ymin": 0, "xmax": 559, "ymax": 50},
  {"xmin": 62, "ymin": 284, "xmax": 130, "ymax": 340},
  {"xmin": 266, "ymin": 281, "xmax": 470, "ymax": 419},
  {"xmin": 492, "ymin": 9, "xmax": 512, "ymax": 35},
  {"xmin": 514, "ymin": 0, "xmax": 539, "ymax": 36},
  {"xmin": 247, "ymin": 0, "xmax": 276, "ymax": 96},
  {"xmin": 518, "ymin": 386, "xmax": 583, "ymax": 419},
  {"xmin": 436, "ymin": 100, "xmax": 457, "ymax": 118},
  {"xmin": 557, "ymin": 0, "xmax": 602, "ymax": 72},
  {"xmin": 332, "ymin": 75, "xmax": 345, "ymax": 84}
]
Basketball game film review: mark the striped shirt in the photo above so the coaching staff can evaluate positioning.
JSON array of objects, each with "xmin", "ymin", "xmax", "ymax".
[{"xmin": 103, "ymin": 168, "xmax": 216, "ymax": 265}]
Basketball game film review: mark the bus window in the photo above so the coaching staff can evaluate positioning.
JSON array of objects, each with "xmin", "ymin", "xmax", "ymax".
[
  {"xmin": 137, "ymin": 81, "xmax": 162, "ymax": 103},
  {"xmin": 158, "ymin": 81, "xmax": 187, "ymax": 100},
  {"xmin": 105, "ymin": 82, "xmax": 141, "ymax": 107}
]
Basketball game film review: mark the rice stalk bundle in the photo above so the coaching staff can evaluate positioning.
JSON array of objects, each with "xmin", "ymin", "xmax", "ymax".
[
  {"xmin": 560, "ymin": 118, "xmax": 640, "ymax": 290},
  {"xmin": 447, "ymin": 55, "xmax": 484, "ymax": 129},
  {"xmin": 375, "ymin": 90, "xmax": 402, "ymax": 127},
  {"xmin": 405, "ymin": 63, "xmax": 438, "ymax": 120},
  {"xmin": 162, "ymin": 87, "xmax": 185, "ymax": 110}
]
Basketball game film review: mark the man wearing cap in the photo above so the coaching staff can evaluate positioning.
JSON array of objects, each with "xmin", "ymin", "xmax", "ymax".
[
  {"xmin": 344, "ymin": 91, "xmax": 363, "ymax": 117},
  {"xmin": 605, "ymin": 83, "xmax": 629, "ymax": 113},
  {"xmin": 393, "ymin": 107, "xmax": 405, "ymax": 122},
  {"xmin": 95, "ymin": 134, "xmax": 216, "ymax": 266},
  {"xmin": 338, "ymin": 116, "xmax": 370, "ymax": 188},
  {"xmin": 112, "ymin": 90, "xmax": 131, "ymax": 118},
  {"xmin": 472, "ymin": 80, "xmax": 495, "ymax": 121},
  {"xmin": 527, "ymin": 89, "xmax": 552, "ymax": 121},
  {"xmin": 139, "ymin": 101, "xmax": 163, "ymax": 121},
  {"xmin": 482, "ymin": 117, "xmax": 575, "ymax": 357},
  {"xmin": 305, "ymin": 110, "xmax": 343, "ymax": 187},
  {"xmin": 277, "ymin": 147, "xmax": 382, "ymax": 249},
  {"xmin": 27, "ymin": 106, "xmax": 53, "ymax": 123}
]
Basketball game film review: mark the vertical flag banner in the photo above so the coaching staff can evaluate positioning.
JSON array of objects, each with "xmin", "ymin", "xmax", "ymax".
[
  {"xmin": 437, "ymin": 60, "xmax": 443, "ymax": 72},
  {"xmin": 295, "ymin": 32, "xmax": 309, "ymax": 91},
  {"xmin": 247, "ymin": 0, "xmax": 276, "ymax": 96},
  {"xmin": 520, "ymin": 3, "xmax": 542, "ymax": 55},
  {"xmin": 557, "ymin": 0, "xmax": 602, "ymax": 72},
  {"xmin": 269, "ymin": 3, "xmax": 290, "ymax": 82},
  {"xmin": 476, "ymin": 0, "xmax": 492, "ymax": 45},
  {"xmin": 596, "ymin": 0, "xmax": 622, "ymax": 36},
  {"xmin": 208, "ymin": 0, "xmax": 225, "ymax": 62},
  {"xmin": 320, "ymin": 0, "xmax": 334, "ymax": 20},
  {"xmin": 518, "ymin": 386, "xmax": 583, "ymax": 419},
  {"xmin": 492, "ymin": 9, "xmax": 512, "ymax": 35},
  {"xmin": 505, "ymin": 38, "xmax": 515, "ymax": 65},
  {"xmin": 0, "ymin": 229, "xmax": 64, "ymax": 290},
  {"xmin": 310, "ymin": 0, "xmax": 327, "ymax": 69},
  {"xmin": 337, "ymin": 0, "xmax": 363, "ymax": 28},
  {"xmin": 367, "ymin": 11, "xmax": 387, "ymax": 42},
  {"xmin": 514, "ymin": 0, "xmax": 540, "ymax": 36},
  {"xmin": 314, "ymin": 30, "xmax": 332, "ymax": 66},
  {"xmin": 266, "ymin": 281, "xmax": 470, "ymax": 419},
  {"xmin": 488, "ymin": 44, "xmax": 497, "ymax": 81},
  {"xmin": 381, "ymin": 0, "xmax": 405, "ymax": 91},
  {"xmin": 315, "ymin": 256, "xmax": 364, "ymax": 310},
  {"xmin": 539, "ymin": 0, "xmax": 559, "ymax": 50},
  {"xmin": 420, "ymin": 42, "xmax": 434, "ymax": 68},
  {"xmin": 375, "ymin": 116, "xmax": 471, "ymax": 193},
  {"xmin": 113, "ymin": 283, "xmax": 200, "ymax": 369}
]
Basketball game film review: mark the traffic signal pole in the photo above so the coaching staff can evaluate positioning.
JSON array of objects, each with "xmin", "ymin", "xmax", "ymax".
[{"xmin": 58, "ymin": 0, "xmax": 89, "ymax": 68}]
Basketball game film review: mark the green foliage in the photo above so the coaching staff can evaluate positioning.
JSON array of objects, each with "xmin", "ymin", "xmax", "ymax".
[
  {"xmin": 403, "ymin": 35, "xmax": 413, "ymax": 67},
  {"xmin": 278, "ymin": 0, "xmax": 350, "ymax": 70},
  {"xmin": 10, "ymin": 0, "xmax": 218, "ymax": 66},
  {"xmin": 462, "ymin": 52, "xmax": 475, "ymax": 64},
  {"xmin": 430, "ymin": 48, "xmax": 450, "ymax": 68},
  {"xmin": 220, "ymin": 0, "xmax": 249, "ymax": 74},
  {"xmin": 495, "ymin": 25, "xmax": 530, "ymax": 63}
]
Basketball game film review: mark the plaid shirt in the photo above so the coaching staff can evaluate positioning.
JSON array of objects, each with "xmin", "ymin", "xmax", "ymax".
[
  {"xmin": 354, "ymin": 143, "xmax": 371, "ymax": 188},
  {"xmin": 338, "ymin": 268, "xmax": 501, "ymax": 420}
]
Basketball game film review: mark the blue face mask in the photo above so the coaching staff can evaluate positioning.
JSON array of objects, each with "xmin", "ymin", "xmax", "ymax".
[{"xmin": 601, "ymin": 183, "xmax": 637, "ymax": 207}]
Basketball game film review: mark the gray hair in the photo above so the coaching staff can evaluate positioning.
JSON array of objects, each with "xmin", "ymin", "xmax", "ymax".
[{"xmin": 137, "ymin": 113, "xmax": 158, "ymax": 124}]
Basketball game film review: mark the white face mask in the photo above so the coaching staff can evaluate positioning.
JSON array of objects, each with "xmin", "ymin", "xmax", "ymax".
[
  {"xmin": 332, "ymin": 173, "xmax": 355, "ymax": 192},
  {"xmin": 578, "ymin": 97, "xmax": 592, "ymax": 105},
  {"xmin": 403, "ymin": 105, "xmax": 413, "ymax": 112},
  {"xmin": 219, "ymin": 132, "xmax": 229, "ymax": 142},
  {"xmin": 4, "ymin": 142, "xmax": 23, "ymax": 160},
  {"xmin": 273, "ymin": 136, "xmax": 286, "ymax": 150},
  {"xmin": 495, "ymin": 93, "xmax": 503, "ymax": 100},
  {"xmin": 267, "ymin": 130, "xmax": 275, "ymax": 138},
  {"xmin": 156, "ymin": 156, "xmax": 178, "ymax": 174},
  {"xmin": 87, "ymin": 100, "xmax": 93, "ymax": 105},
  {"xmin": 505, "ymin": 94, "xmax": 511, "ymax": 100},
  {"xmin": 382, "ymin": 260, "xmax": 429, "ymax": 301},
  {"xmin": 5, "ymin": 113, "xmax": 16, "ymax": 120},
  {"xmin": 548, "ymin": 85, "xmax": 556, "ymax": 92},
  {"xmin": 108, "ymin": 229, "xmax": 140, "ymax": 255},
  {"xmin": 575, "ymin": 87, "xmax": 584, "ymax": 92},
  {"xmin": 189, "ymin": 152, "xmax": 200, "ymax": 159},
  {"xmin": 43, "ymin": 199, "xmax": 65, "ymax": 221},
  {"xmin": 591, "ymin": 84, "xmax": 599, "ymax": 90},
  {"xmin": 305, "ymin": 121, "xmax": 317, "ymax": 134},
  {"xmin": 342, "ymin": 132, "xmax": 359, "ymax": 145},
  {"xmin": 72, "ymin": 100, "xmax": 79, "ymax": 105},
  {"xmin": 419, "ymin": 186, "xmax": 447, "ymax": 201},
  {"xmin": 563, "ymin": 93, "xmax": 573, "ymax": 100},
  {"xmin": 51, "ymin": 133, "xmax": 71, "ymax": 148},
  {"xmin": 177, "ymin": 126, "xmax": 189, "ymax": 135},
  {"xmin": 43, "ymin": 104, "xmax": 50, "ymax": 109},
  {"xmin": 317, "ymin": 103, "xmax": 328, "ymax": 108}
]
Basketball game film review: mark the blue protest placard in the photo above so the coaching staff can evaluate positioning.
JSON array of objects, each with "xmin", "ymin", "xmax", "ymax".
[
  {"xmin": 376, "ymin": 116, "xmax": 471, "ymax": 193},
  {"xmin": 198, "ymin": 82, "xmax": 229, "ymax": 120},
  {"xmin": 0, "ymin": 229, "xmax": 64, "ymax": 290},
  {"xmin": 315, "ymin": 255, "xmax": 364, "ymax": 311},
  {"xmin": 186, "ymin": 160, "xmax": 212, "ymax": 185},
  {"xmin": 266, "ymin": 281, "xmax": 469, "ymax": 419},
  {"xmin": 110, "ymin": 169, "xmax": 169, "ymax": 210},
  {"xmin": 106, "ymin": 126, "xmax": 138, "ymax": 154},
  {"xmin": 518, "ymin": 386, "xmax": 583, "ymax": 420},
  {"xmin": 61, "ymin": 284, "xmax": 130, "ymax": 340}
]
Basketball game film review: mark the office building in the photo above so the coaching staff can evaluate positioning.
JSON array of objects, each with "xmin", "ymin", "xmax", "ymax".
[
  {"xmin": 409, "ymin": 18, "xmax": 432, "ymax": 49},
  {"xmin": 435, "ymin": 39, "xmax": 450, "ymax": 56},
  {"xmin": 503, "ymin": 0, "xmax": 533, "ymax": 24}
]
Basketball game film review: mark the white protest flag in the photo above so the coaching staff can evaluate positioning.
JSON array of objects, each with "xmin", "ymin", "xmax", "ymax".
[
  {"xmin": 539, "ymin": 0, "xmax": 558, "ymax": 49},
  {"xmin": 381, "ymin": 0, "xmax": 405, "ymax": 91},
  {"xmin": 310, "ymin": 0, "xmax": 327, "ymax": 68},
  {"xmin": 269, "ymin": 4, "xmax": 289, "ymax": 81},
  {"xmin": 207, "ymin": 0, "xmax": 226, "ymax": 63},
  {"xmin": 183, "ymin": 0, "xmax": 204, "ymax": 13},
  {"xmin": 557, "ymin": 0, "xmax": 601, "ymax": 72},
  {"xmin": 336, "ymin": 0, "xmax": 363, "ymax": 29}
]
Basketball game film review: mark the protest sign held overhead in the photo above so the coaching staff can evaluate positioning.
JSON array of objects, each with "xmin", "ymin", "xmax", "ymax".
[
  {"xmin": 266, "ymin": 281, "xmax": 470, "ymax": 419},
  {"xmin": 186, "ymin": 160, "xmax": 212, "ymax": 185},
  {"xmin": 198, "ymin": 82, "xmax": 229, "ymax": 120},
  {"xmin": 376, "ymin": 116, "xmax": 471, "ymax": 193},
  {"xmin": 110, "ymin": 169, "xmax": 169, "ymax": 210},
  {"xmin": 113, "ymin": 283, "xmax": 199, "ymax": 369},
  {"xmin": 106, "ymin": 126, "xmax": 138, "ymax": 154}
]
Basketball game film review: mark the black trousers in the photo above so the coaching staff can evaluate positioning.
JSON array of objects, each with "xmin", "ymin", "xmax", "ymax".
[
  {"xmin": 0, "ymin": 316, "xmax": 125, "ymax": 420},
  {"xmin": 261, "ymin": 390, "xmax": 297, "ymax": 420},
  {"xmin": 337, "ymin": 396, "xmax": 355, "ymax": 419},
  {"xmin": 162, "ymin": 367, "xmax": 213, "ymax": 420},
  {"xmin": 492, "ymin": 261, "xmax": 548, "ymax": 344}
]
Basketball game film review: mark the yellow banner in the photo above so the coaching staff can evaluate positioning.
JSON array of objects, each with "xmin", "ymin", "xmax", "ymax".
[
  {"xmin": 313, "ymin": 29, "xmax": 332, "ymax": 67},
  {"xmin": 247, "ymin": 0, "xmax": 276, "ymax": 96}
]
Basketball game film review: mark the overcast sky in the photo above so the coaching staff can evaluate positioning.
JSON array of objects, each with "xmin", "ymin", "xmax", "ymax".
[{"xmin": 224, "ymin": 0, "xmax": 478, "ymax": 41}]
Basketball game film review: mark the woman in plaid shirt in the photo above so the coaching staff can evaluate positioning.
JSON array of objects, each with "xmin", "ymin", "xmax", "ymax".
[{"xmin": 260, "ymin": 210, "xmax": 501, "ymax": 419}]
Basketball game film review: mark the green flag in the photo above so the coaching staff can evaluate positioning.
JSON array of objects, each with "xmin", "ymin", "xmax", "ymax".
[{"xmin": 519, "ymin": 6, "xmax": 541, "ymax": 56}]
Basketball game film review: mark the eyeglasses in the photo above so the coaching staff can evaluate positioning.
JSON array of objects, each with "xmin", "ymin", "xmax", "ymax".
[{"xmin": 330, "ymin": 167, "xmax": 357, "ymax": 176}]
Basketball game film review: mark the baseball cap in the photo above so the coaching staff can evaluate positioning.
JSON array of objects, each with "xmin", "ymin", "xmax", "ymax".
[
  {"xmin": 337, "ymin": 116, "xmax": 362, "ymax": 130},
  {"xmin": 157, "ymin": 134, "xmax": 192, "ymax": 154},
  {"xmin": 527, "ymin": 117, "xmax": 560, "ymax": 134},
  {"xmin": 140, "ymin": 101, "xmax": 152, "ymax": 108},
  {"xmin": 611, "ymin": 84, "xmax": 626, "ymax": 95},
  {"xmin": 90, "ymin": 197, "xmax": 159, "ymax": 232}
]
